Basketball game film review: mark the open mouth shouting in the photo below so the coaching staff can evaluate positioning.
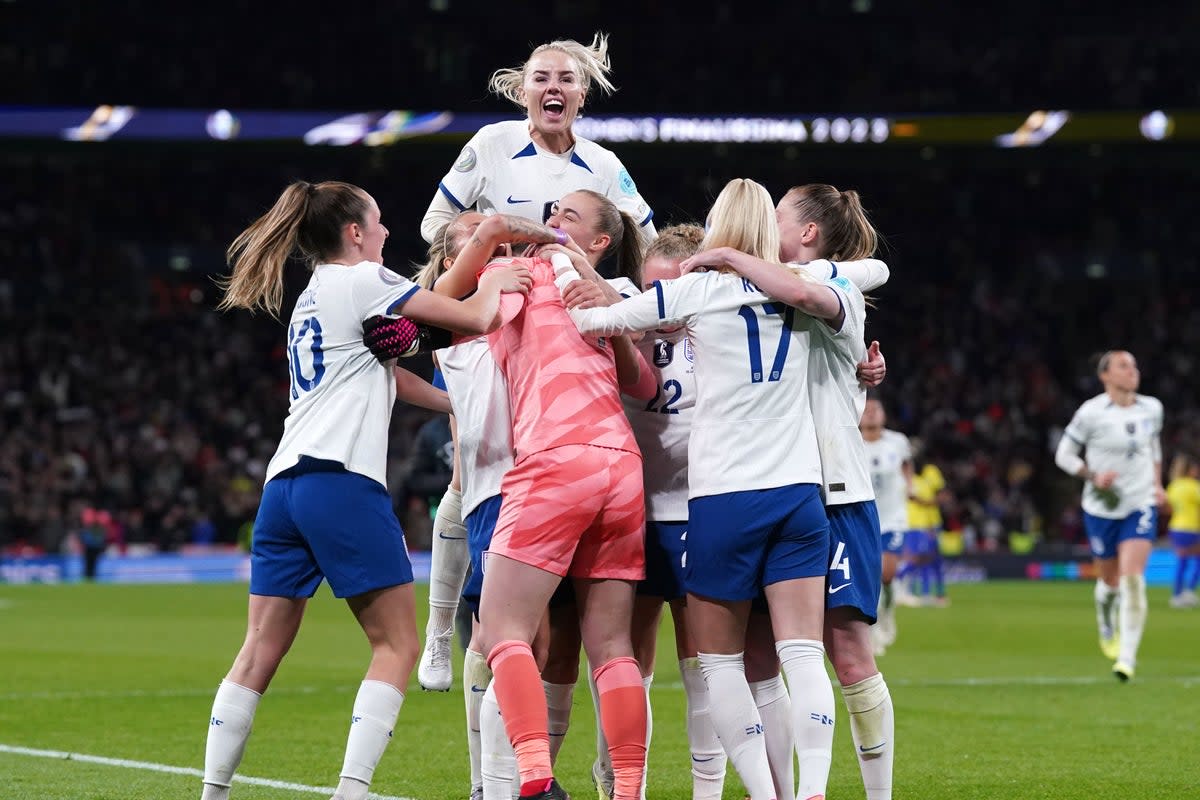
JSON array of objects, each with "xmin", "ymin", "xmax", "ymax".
[{"xmin": 542, "ymin": 98, "xmax": 566, "ymax": 124}]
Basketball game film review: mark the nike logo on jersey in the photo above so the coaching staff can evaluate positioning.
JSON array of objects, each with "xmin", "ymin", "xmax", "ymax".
[
  {"xmin": 437, "ymin": 532, "xmax": 466, "ymax": 540},
  {"xmin": 506, "ymin": 195, "xmax": 531, "ymax": 204},
  {"xmin": 828, "ymin": 583, "xmax": 852, "ymax": 595},
  {"xmin": 859, "ymin": 741, "xmax": 887, "ymax": 753},
  {"xmin": 691, "ymin": 756, "xmax": 715, "ymax": 763},
  {"xmin": 470, "ymin": 685, "xmax": 486, "ymax": 693}
]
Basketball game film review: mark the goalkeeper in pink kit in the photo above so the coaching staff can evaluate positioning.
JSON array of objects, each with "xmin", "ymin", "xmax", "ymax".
[{"xmin": 444, "ymin": 215, "xmax": 652, "ymax": 800}]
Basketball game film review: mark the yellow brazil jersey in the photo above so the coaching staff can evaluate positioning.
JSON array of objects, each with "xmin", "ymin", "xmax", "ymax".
[
  {"xmin": 921, "ymin": 464, "xmax": 946, "ymax": 528},
  {"xmin": 907, "ymin": 474, "xmax": 936, "ymax": 530},
  {"xmin": 1166, "ymin": 476, "xmax": 1200, "ymax": 533}
]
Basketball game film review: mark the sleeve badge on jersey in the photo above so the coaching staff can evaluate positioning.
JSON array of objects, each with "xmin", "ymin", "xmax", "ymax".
[
  {"xmin": 683, "ymin": 338, "xmax": 695, "ymax": 363},
  {"xmin": 378, "ymin": 266, "xmax": 407, "ymax": 286},
  {"xmin": 618, "ymin": 168, "xmax": 637, "ymax": 196},
  {"xmin": 454, "ymin": 145, "xmax": 477, "ymax": 173},
  {"xmin": 653, "ymin": 340, "xmax": 674, "ymax": 367}
]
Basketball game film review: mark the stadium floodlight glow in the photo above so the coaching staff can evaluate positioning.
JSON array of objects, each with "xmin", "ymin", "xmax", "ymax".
[
  {"xmin": 994, "ymin": 110, "xmax": 1070, "ymax": 148},
  {"xmin": 62, "ymin": 105, "xmax": 136, "ymax": 141},
  {"xmin": 1139, "ymin": 110, "xmax": 1173, "ymax": 141},
  {"xmin": 205, "ymin": 110, "xmax": 240, "ymax": 140}
]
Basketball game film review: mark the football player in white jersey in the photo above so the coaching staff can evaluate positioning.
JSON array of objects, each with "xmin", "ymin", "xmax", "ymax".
[
  {"xmin": 1055, "ymin": 350, "xmax": 1165, "ymax": 681},
  {"xmin": 199, "ymin": 181, "xmax": 531, "ymax": 800},
  {"xmin": 860, "ymin": 398, "xmax": 913, "ymax": 655},
  {"xmin": 557, "ymin": 178, "xmax": 843, "ymax": 800},
  {"xmin": 681, "ymin": 183, "xmax": 896, "ymax": 800},
  {"xmin": 420, "ymin": 33, "xmax": 655, "ymax": 244},
  {"xmin": 415, "ymin": 34, "xmax": 655, "ymax": 684}
]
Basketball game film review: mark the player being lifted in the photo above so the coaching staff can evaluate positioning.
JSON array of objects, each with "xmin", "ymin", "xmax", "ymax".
[{"xmin": 414, "ymin": 32, "xmax": 656, "ymax": 693}]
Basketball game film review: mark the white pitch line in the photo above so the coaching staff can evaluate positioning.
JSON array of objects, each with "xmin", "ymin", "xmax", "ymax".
[
  {"xmin": 0, "ymin": 684, "xmax": 353, "ymax": 702},
  {"xmin": 0, "ymin": 743, "xmax": 413, "ymax": 800}
]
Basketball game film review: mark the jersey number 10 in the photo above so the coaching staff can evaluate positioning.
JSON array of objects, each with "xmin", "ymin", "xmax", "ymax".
[
  {"xmin": 737, "ymin": 303, "xmax": 795, "ymax": 383},
  {"xmin": 288, "ymin": 317, "xmax": 326, "ymax": 399}
]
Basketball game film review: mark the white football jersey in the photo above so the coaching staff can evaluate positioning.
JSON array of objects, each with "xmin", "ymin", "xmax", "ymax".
[
  {"xmin": 624, "ymin": 326, "xmax": 695, "ymax": 521},
  {"xmin": 567, "ymin": 270, "xmax": 822, "ymax": 499},
  {"xmin": 436, "ymin": 339, "xmax": 514, "ymax": 518},
  {"xmin": 434, "ymin": 120, "xmax": 655, "ymax": 234},
  {"xmin": 863, "ymin": 430, "xmax": 912, "ymax": 533},
  {"xmin": 1062, "ymin": 393, "xmax": 1164, "ymax": 518},
  {"xmin": 804, "ymin": 275, "xmax": 874, "ymax": 505},
  {"xmin": 607, "ymin": 279, "xmax": 692, "ymax": 519},
  {"xmin": 265, "ymin": 262, "xmax": 420, "ymax": 487},
  {"xmin": 798, "ymin": 258, "xmax": 890, "ymax": 293}
]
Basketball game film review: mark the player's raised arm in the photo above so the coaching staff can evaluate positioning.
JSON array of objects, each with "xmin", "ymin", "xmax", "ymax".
[
  {"xmin": 551, "ymin": 253, "xmax": 690, "ymax": 337},
  {"xmin": 403, "ymin": 265, "xmax": 532, "ymax": 336},
  {"xmin": 433, "ymin": 214, "xmax": 562, "ymax": 299},
  {"xmin": 680, "ymin": 247, "xmax": 845, "ymax": 326}
]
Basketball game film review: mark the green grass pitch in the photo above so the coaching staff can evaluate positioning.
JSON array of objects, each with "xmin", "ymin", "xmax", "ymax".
[{"xmin": 1, "ymin": 580, "xmax": 1197, "ymax": 799}]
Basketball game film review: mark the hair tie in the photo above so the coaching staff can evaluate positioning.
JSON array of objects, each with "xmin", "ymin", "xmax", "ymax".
[{"xmin": 554, "ymin": 229, "xmax": 569, "ymax": 245}]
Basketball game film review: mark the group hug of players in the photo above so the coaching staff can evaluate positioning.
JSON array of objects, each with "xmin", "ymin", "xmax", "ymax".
[{"xmin": 201, "ymin": 32, "xmax": 916, "ymax": 800}]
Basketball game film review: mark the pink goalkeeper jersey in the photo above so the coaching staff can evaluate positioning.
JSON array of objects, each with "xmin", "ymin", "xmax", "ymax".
[{"xmin": 481, "ymin": 256, "xmax": 639, "ymax": 465}]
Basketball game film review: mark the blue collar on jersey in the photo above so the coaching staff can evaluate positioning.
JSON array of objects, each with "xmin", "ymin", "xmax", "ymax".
[{"xmin": 511, "ymin": 141, "xmax": 593, "ymax": 173}]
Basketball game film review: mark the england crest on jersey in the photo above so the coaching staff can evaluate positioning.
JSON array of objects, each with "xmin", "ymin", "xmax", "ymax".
[{"xmin": 654, "ymin": 340, "xmax": 673, "ymax": 367}]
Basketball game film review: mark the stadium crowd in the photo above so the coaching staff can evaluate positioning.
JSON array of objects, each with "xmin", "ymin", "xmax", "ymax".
[
  {"xmin": 1, "ymin": 141, "xmax": 1196, "ymax": 557},
  {"xmin": 3, "ymin": 2, "xmax": 1197, "ymax": 114}
]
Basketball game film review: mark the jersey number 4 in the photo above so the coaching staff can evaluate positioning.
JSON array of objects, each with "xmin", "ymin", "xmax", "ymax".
[
  {"xmin": 737, "ymin": 303, "xmax": 795, "ymax": 383},
  {"xmin": 288, "ymin": 317, "xmax": 326, "ymax": 399}
]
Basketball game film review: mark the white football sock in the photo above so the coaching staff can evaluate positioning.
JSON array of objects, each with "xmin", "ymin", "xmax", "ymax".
[
  {"xmin": 843, "ymin": 672, "xmax": 894, "ymax": 800},
  {"xmin": 543, "ymin": 680, "xmax": 576, "ymax": 764},
  {"xmin": 641, "ymin": 675, "xmax": 653, "ymax": 800},
  {"xmin": 750, "ymin": 674, "xmax": 795, "ymax": 800},
  {"xmin": 879, "ymin": 582, "xmax": 896, "ymax": 644},
  {"xmin": 776, "ymin": 639, "xmax": 834, "ymax": 800},
  {"xmin": 464, "ymin": 649, "xmax": 492, "ymax": 792},
  {"xmin": 337, "ymin": 679, "xmax": 404, "ymax": 795},
  {"xmin": 680, "ymin": 657, "xmax": 726, "ymax": 800},
  {"xmin": 480, "ymin": 682, "xmax": 518, "ymax": 800},
  {"xmin": 428, "ymin": 487, "xmax": 468, "ymax": 634},
  {"xmin": 202, "ymin": 680, "xmax": 261, "ymax": 793},
  {"xmin": 586, "ymin": 668, "xmax": 611, "ymax": 775},
  {"xmin": 698, "ymin": 651, "xmax": 775, "ymax": 800},
  {"xmin": 1118, "ymin": 574, "xmax": 1147, "ymax": 667},
  {"xmin": 1094, "ymin": 579, "xmax": 1119, "ymax": 639}
]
